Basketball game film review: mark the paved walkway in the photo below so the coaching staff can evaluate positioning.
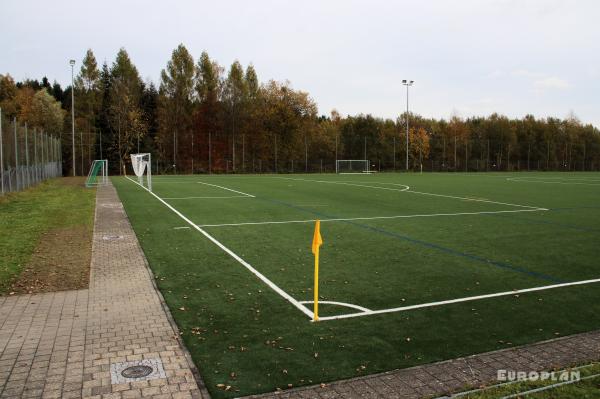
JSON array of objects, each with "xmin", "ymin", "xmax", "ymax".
[
  {"xmin": 2, "ymin": 181, "xmax": 600, "ymax": 399},
  {"xmin": 0, "ymin": 182, "xmax": 207, "ymax": 398}
]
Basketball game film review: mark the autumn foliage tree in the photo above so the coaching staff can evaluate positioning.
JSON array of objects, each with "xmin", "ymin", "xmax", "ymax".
[{"xmin": 4, "ymin": 44, "xmax": 600, "ymax": 175}]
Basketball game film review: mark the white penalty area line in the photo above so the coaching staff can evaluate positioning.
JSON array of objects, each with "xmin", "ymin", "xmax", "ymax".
[
  {"xmin": 507, "ymin": 177, "xmax": 600, "ymax": 186},
  {"xmin": 273, "ymin": 177, "xmax": 410, "ymax": 193},
  {"xmin": 196, "ymin": 181, "xmax": 255, "ymax": 197},
  {"xmin": 124, "ymin": 176, "xmax": 314, "ymax": 320},
  {"xmin": 406, "ymin": 189, "xmax": 546, "ymax": 210},
  {"xmin": 199, "ymin": 208, "xmax": 547, "ymax": 228},
  {"xmin": 162, "ymin": 195, "xmax": 251, "ymax": 200},
  {"xmin": 316, "ymin": 277, "xmax": 600, "ymax": 322},
  {"xmin": 275, "ymin": 177, "xmax": 545, "ymax": 210}
]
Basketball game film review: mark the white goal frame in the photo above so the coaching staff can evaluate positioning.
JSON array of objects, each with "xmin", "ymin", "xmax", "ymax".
[
  {"xmin": 130, "ymin": 153, "xmax": 152, "ymax": 192},
  {"xmin": 336, "ymin": 159, "xmax": 370, "ymax": 174}
]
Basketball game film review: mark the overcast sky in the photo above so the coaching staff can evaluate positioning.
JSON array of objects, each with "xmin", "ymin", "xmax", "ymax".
[{"xmin": 2, "ymin": 0, "xmax": 599, "ymax": 126}]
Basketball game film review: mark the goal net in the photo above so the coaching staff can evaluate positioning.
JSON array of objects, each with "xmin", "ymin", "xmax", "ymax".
[
  {"xmin": 130, "ymin": 153, "xmax": 152, "ymax": 191},
  {"xmin": 85, "ymin": 160, "xmax": 108, "ymax": 188},
  {"xmin": 336, "ymin": 160, "xmax": 370, "ymax": 174}
]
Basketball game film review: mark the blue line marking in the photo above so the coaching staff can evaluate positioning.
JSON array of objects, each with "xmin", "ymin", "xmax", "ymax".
[
  {"xmin": 487, "ymin": 212, "xmax": 600, "ymax": 234},
  {"xmin": 257, "ymin": 196, "xmax": 564, "ymax": 284}
]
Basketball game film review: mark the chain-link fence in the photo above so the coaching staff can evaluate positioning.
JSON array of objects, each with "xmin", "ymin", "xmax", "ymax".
[{"xmin": 0, "ymin": 108, "xmax": 63, "ymax": 195}]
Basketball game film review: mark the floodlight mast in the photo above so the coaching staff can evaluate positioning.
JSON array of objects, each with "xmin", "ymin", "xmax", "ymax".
[
  {"xmin": 70, "ymin": 59, "xmax": 76, "ymax": 176},
  {"xmin": 402, "ymin": 80, "xmax": 414, "ymax": 171}
]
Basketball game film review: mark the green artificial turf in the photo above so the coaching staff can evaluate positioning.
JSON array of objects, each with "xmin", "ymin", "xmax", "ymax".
[
  {"xmin": 0, "ymin": 178, "xmax": 96, "ymax": 293},
  {"xmin": 112, "ymin": 172, "xmax": 600, "ymax": 398}
]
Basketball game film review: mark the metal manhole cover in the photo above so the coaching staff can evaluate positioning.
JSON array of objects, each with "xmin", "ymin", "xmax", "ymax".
[
  {"xmin": 121, "ymin": 365, "xmax": 153, "ymax": 379},
  {"xmin": 102, "ymin": 203, "xmax": 123, "ymax": 208},
  {"xmin": 102, "ymin": 235, "xmax": 123, "ymax": 241}
]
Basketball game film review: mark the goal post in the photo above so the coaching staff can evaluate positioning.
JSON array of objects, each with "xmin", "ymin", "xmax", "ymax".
[
  {"xmin": 130, "ymin": 153, "xmax": 152, "ymax": 191},
  {"xmin": 336, "ymin": 159, "xmax": 370, "ymax": 174},
  {"xmin": 85, "ymin": 160, "xmax": 108, "ymax": 188}
]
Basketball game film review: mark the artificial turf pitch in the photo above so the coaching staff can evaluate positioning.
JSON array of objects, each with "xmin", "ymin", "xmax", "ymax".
[{"xmin": 112, "ymin": 172, "xmax": 600, "ymax": 397}]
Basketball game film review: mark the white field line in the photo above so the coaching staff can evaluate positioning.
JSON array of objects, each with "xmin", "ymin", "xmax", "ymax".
[
  {"xmin": 299, "ymin": 300, "xmax": 371, "ymax": 313},
  {"xmin": 317, "ymin": 278, "xmax": 600, "ymax": 321},
  {"xmin": 406, "ymin": 189, "xmax": 546, "ymax": 210},
  {"xmin": 508, "ymin": 176, "xmax": 600, "ymax": 182},
  {"xmin": 124, "ymin": 176, "xmax": 314, "ymax": 319},
  {"xmin": 275, "ymin": 176, "xmax": 545, "ymax": 210},
  {"xmin": 162, "ymin": 195, "xmax": 250, "ymax": 200},
  {"xmin": 173, "ymin": 226, "xmax": 190, "ymax": 230},
  {"xmin": 152, "ymin": 180, "xmax": 201, "ymax": 184},
  {"xmin": 507, "ymin": 177, "xmax": 600, "ymax": 186},
  {"xmin": 199, "ymin": 208, "xmax": 546, "ymax": 228},
  {"xmin": 196, "ymin": 181, "xmax": 255, "ymax": 197},
  {"xmin": 274, "ymin": 177, "xmax": 410, "ymax": 192}
]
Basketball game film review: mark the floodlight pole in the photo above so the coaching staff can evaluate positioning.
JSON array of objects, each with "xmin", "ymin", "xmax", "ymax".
[
  {"xmin": 70, "ymin": 59, "xmax": 76, "ymax": 176},
  {"xmin": 402, "ymin": 80, "xmax": 414, "ymax": 171}
]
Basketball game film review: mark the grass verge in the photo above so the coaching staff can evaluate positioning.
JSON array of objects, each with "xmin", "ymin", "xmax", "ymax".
[
  {"xmin": 0, "ymin": 177, "xmax": 96, "ymax": 294},
  {"xmin": 462, "ymin": 363, "xmax": 600, "ymax": 398}
]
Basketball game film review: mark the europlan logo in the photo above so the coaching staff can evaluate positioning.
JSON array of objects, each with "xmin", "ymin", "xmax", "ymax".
[{"xmin": 497, "ymin": 369, "xmax": 580, "ymax": 382}]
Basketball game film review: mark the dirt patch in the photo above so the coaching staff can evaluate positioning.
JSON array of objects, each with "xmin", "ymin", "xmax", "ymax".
[
  {"xmin": 58, "ymin": 176, "xmax": 87, "ymax": 187},
  {"xmin": 9, "ymin": 225, "xmax": 92, "ymax": 294}
]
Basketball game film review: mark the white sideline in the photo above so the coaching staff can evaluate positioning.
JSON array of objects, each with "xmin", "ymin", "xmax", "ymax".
[
  {"xmin": 163, "ymin": 195, "xmax": 250, "ymax": 200},
  {"xmin": 199, "ymin": 208, "xmax": 547, "ymax": 228},
  {"xmin": 316, "ymin": 277, "xmax": 600, "ymax": 321},
  {"xmin": 124, "ymin": 176, "xmax": 314, "ymax": 319},
  {"xmin": 197, "ymin": 181, "xmax": 255, "ymax": 197},
  {"xmin": 276, "ymin": 177, "xmax": 545, "ymax": 210}
]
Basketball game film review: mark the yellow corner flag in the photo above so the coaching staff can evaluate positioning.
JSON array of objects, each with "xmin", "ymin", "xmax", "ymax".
[{"xmin": 312, "ymin": 220, "xmax": 323, "ymax": 321}]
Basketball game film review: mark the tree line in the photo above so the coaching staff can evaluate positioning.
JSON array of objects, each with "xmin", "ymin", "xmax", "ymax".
[{"xmin": 1, "ymin": 44, "xmax": 599, "ymax": 175}]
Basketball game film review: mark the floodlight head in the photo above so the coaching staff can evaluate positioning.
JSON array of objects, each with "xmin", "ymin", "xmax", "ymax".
[
  {"xmin": 69, "ymin": 59, "xmax": 76, "ymax": 66},
  {"xmin": 410, "ymin": 80, "xmax": 414, "ymax": 84},
  {"xmin": 402, "ymin": 79, "xmax": 407, "ymax": 84}
]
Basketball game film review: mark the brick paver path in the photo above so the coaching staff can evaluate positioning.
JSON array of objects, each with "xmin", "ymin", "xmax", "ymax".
[{"xmin": 0, "ymin": 182, "xmax": 207, "ymax": 398}]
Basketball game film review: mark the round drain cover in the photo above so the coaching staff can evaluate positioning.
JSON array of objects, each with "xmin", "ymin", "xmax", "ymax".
[
  {"xmin": 102, "ymin": 235, "xmax": 122, "ymax": 241},
  {"xmin": 121, "ymin": 365, "xmax": 153, "ymax": 379}
]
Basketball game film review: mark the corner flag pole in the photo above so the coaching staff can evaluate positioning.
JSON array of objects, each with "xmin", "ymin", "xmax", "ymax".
[{"xmin": 312, "ymin": 220, "xmax": 323, "ymax": 322}]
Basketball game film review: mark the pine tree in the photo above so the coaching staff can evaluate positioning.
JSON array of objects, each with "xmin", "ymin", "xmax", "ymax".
[
  {"xmin": 109, "ymin": 48, "xmax": 146, "ymax": 174},
  {"xmin": 157, "ymin": 44, "xmax": 195, "ymax": 173},
  {"xmin": 195, "ymin": 51, "xmax": 223, "ymax": 172},
  {"xmin": 225, "ymin": 61, "xmax": 247, "ymax": 171}
]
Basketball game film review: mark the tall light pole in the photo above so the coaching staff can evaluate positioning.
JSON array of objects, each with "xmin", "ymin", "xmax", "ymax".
[
  {"xmin": 402, "ymin": 79, "xmax": 414, "ymax": 171},
  {"xmin": 70, "ymin": 59, "xmax": 76, "ymax": 176}
]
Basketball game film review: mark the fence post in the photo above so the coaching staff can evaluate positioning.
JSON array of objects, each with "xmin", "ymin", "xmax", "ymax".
[
  {"xmin": 52, "ymin": 136, "xmax": 56, "ymax": 177},
  {"xmin": 45, "ymin": 132, "xmax": 49, "ymax": 179},
  {"xmin": 54, "ymin": 136, "xmax": 57, "ymax": 177},
  {"xmin": 0, "ymin": 107, "xmax": 3, "ymax": 195},
  {"xmin": 33, "ymin": 128, "xmax": 38, "ymax": 184},
  {"xmin": 14, "ymin": 118, "xmax": 19, "ymax": 191},
  {"xmin": 41, "ymin": 131, "xmax": 45, "ymax": 180},
  {"xmin": 25, "ymin": 124, "xmax": 30, "ymax": 187}
]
